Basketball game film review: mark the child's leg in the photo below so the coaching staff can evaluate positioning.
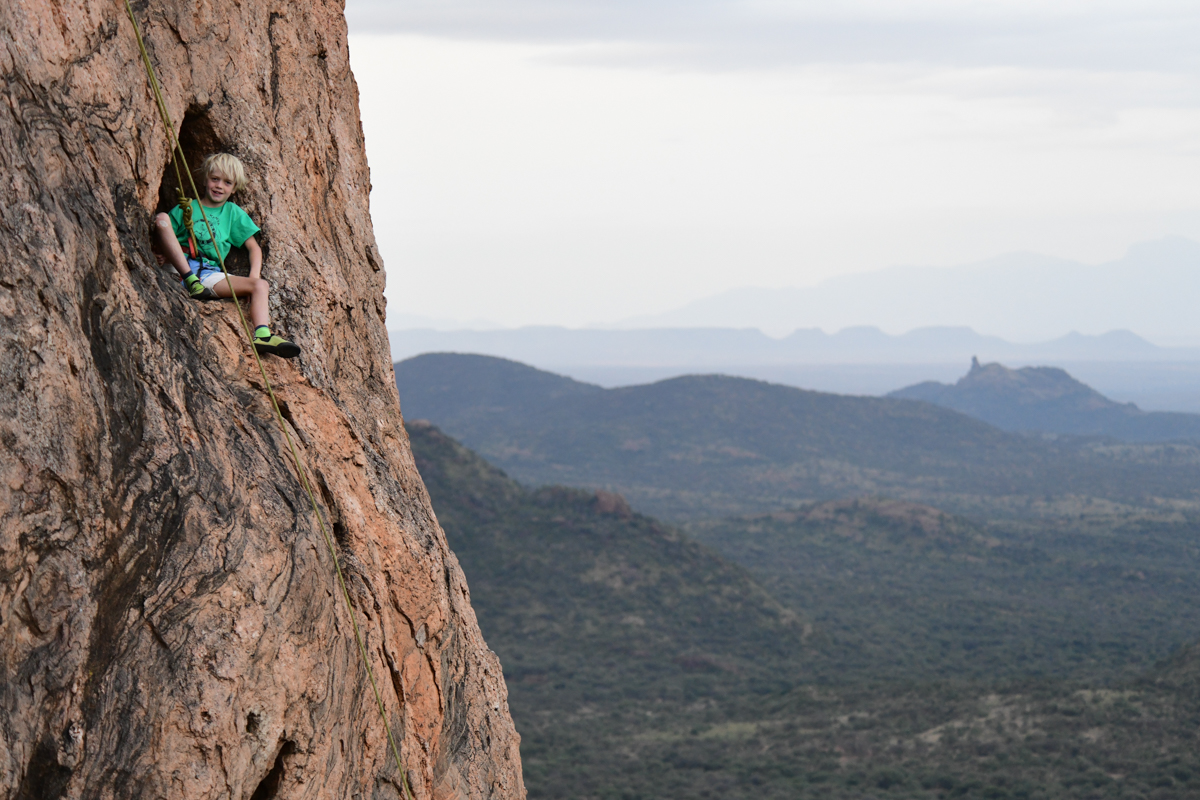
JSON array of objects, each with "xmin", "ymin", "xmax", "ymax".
[
  {"xmin": 210, "ymin": 275, "xmax": 270, "ymax": 329},
  {"xmin": 153, "ymin": 213, "xmax": 192, "ymax": 278},
  {"xmin": 210, "ymin": 275, "xmax": 300, "ymax": 358}
]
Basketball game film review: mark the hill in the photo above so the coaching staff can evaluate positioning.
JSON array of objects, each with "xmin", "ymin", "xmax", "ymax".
[
  {"xmin": 890, "ymin": 358, "xmax": 1200, "ymax": 442},
  {"xmin": 406, "ymin": 420, "xmax": 807, "ymax": 697},
  {"xmin": 398, "ymin": 351, "xmax": 602, "ymax": 420},
  {"xmin": 396, "ymin": 353, "xmax": 1200, "ymax": 520},
  {"xmin": 385, "ymin": 328, "xmax": 1200, "ymax": 415},
  {"xmin": 409, "ymin": 422, "xmax": 1200, "ymax": 799},
  {"xmin": 406, "ymin": 421, "xmax": 815, "ymax": 797}
]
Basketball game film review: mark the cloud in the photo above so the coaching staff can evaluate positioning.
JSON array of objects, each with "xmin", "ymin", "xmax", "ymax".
[{"xmin": 345, "ymin": 0, "xmax": 1200, "ymax": 73}]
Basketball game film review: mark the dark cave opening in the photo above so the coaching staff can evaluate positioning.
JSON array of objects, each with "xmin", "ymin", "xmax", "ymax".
[
  {"xmin": 155, "ymin": 108, "xmax": 224, "ymax": 216},
  {"xmin": 153, "ymin": 108, "xmax": 254, "ymax": 275},
  {"xmin": 249, "ymin": 741, "xmax": 296, "ymax": 800}
]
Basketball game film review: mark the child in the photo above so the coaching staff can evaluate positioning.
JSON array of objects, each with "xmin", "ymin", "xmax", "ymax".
[{"xmin": 153, "ymin": 153, "xmax": 300, "ymax": 358}]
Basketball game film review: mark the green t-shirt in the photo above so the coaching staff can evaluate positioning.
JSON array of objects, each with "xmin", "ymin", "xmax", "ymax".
[{"xmin": 169, "ymin": 200, "xmax": 260, "ymax": 265}]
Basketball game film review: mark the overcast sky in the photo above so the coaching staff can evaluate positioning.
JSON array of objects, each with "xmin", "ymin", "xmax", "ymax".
[{"xmin": 346, "ymin": 0, "xmax": 1200, "ymax": 329}]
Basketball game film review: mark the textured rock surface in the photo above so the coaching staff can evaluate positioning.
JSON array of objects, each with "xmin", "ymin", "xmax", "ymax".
[{"xmin": 0, "ymin": 1, "xmax": 524, "ymax": 798}]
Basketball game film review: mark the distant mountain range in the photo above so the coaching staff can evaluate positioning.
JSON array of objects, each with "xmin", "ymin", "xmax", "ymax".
[
  {"xmin": 617, "ymin": 236, "xmax": 1200, "ymax": 342},
  {"xmin": 395, "ymin": 353, "xmax": 1200, "ymax": 520},
  {"xmin": 386, "ymin": 237, "xmax": 1200, "ymax": 409},
  {"xmin": 388, "ymin": 325, "xmax": 1200, "ymax": 370},
  {"xmin": 891, "ymin": 359, "xmax": 1200, "ymax": 442},
  {"xmin": 387, "ymin": 325, "xmax": 1200, "ymax": 413}
]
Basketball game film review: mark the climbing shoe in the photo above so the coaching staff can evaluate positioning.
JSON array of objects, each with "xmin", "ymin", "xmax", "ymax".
[
  {"xmin": 181, "ymin": 274, "xmax": 219, "ymax": 301},
  {"xmin": 253, "ymin": 333, "xmax": 301, "ymax": 359}
]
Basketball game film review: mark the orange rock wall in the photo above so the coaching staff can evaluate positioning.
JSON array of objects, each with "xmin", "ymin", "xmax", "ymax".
[{"xmin": 0, "ymin": 0, "xmax": 524, "ymax": 797}]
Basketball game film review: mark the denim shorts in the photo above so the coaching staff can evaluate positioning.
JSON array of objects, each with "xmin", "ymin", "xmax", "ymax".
[{"xmin": 187, "ymin": 257, "xmax": 226, "ymax": 290}]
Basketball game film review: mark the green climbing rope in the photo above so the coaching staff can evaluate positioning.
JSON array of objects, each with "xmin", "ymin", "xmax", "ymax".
[{"xmin": 120, "ymin": 3, "xmax": 414, "ymax": 796}]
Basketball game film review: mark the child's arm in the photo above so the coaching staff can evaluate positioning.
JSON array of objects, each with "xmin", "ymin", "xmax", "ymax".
[{"xmin": 244, "ymin": 235, "xmax": 262, "ymax": 280}]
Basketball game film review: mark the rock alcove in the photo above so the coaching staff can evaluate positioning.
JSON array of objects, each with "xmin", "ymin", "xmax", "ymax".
[{"xmin": 154, "ymin": 108, "xmax": 262, "ymax": 275}]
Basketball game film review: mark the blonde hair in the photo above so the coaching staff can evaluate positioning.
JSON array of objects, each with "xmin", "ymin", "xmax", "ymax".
[{"xmin": 202, "ymin": 153, "xmax": 248, "ymax": 193}]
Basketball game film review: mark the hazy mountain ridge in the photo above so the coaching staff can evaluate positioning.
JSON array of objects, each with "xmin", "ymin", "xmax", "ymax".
[
  {"xmin": 397, "ymin": 352, "xmax": 602, "ymax": 421},
  {"xmin": 389, "ymin": 324, "xmax": 1195, "ymax": 370},
  {"xmin": 892, "ymin": 359, "xmax": 1200, "ymax": 442},
  {"xmin": 387, "ymin": 325, "xmax": 1200, "ymax": 411},
  {"xmin": 618, "ymin": 236, "xmax": 1200, "ymax": 341},
  {"xmin": 396, "ymin": 353, "xmax": 1200, "ymax": 521}
]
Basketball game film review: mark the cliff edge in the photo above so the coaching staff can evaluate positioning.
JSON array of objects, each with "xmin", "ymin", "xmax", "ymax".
[{"xmin": 0, "ymin": 1, "xmax": 524, "ymax": 798}]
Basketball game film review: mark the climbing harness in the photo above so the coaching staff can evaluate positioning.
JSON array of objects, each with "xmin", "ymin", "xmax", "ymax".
[{"xmin": 121, "ymin": 4, "xmax": 414, "ymax": 796}]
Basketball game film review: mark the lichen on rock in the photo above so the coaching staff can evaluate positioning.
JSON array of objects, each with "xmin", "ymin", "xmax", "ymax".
[{"xmin": 0, "ymin": 1, "xmax": 524, "ymax": 797}]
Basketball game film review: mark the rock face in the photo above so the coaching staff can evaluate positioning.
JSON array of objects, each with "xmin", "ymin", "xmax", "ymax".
[{"xmin": 0, "ymin": 2, "xmax": 524, "ymax": 798}]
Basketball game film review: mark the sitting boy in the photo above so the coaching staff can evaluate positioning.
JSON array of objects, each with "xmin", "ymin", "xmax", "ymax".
[{"xmin": 153, "ymin": 153, "xmax": 300, "ymax": 358}]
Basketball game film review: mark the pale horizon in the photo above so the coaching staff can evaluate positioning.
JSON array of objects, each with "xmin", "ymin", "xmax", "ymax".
[{"xmin": 347, "ymin": 1, "xmax": 1200, "ymax": 333}]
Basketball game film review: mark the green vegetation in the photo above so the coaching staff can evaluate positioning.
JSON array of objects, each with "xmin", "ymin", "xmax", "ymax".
[
  {"xmin": 518, "ymin": 676, "xmax": 1200, "ymax": 800},
  {"xmin": 408, "ymin": 421, "xmax": 808, "ymax": 706},
  {"xmin": 407, "ymin": 420, "xmax": 1200, "ymax": 800},
  {"xmin": 685, "ymin": 500, "xmax": 1200, "ymax": 684}
]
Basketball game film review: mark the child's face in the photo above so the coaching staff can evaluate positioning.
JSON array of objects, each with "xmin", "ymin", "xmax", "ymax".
[{"xmin": 205, "ymin": 170, "xmax": 235, "ymax": 203}]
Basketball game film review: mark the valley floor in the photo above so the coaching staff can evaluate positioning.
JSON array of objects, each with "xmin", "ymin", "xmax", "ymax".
[{"xmin": 407, "ymin": 420, "xmax": 1200, "ymax": 799}]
